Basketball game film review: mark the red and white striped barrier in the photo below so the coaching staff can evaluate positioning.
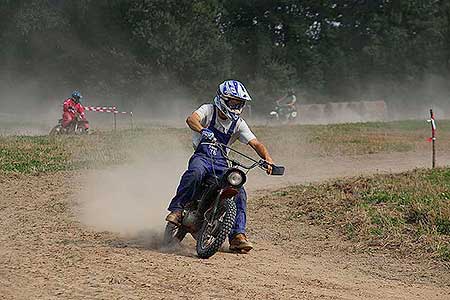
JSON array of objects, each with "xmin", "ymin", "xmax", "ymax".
[
  {"xmin": 84, "ymin": 106, "xmax": 134, "ymax": 130},
  {"xmin": 85, "ymin": 106, "xmax": 117, "ymax": 113},
  {"xmin": 114, "ymin": 111, "xmax": 133, "ymax": 115}
]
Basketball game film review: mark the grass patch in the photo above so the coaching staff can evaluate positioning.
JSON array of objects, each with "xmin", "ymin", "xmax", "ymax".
[
  {"xmin": 255, "ymin": 120, "xmax": 450, "ymax": 157},
  {"xmin": 270, "ymin": 167, "xmax": 450, "ymax": 260},
  {"xmin": 0, "ymin": 136, "xmax": 69, "ymax": 173},
  {"xmin": 0, "ymin": 128, "xmax": 192, "ymax": 174},
  {"xmin": 2, "ymin": 119, "xmax": 450, "ymax": 174},
  {"xmin": 438, "ymin": 244, "xmax": 450, "ymax": 261}
]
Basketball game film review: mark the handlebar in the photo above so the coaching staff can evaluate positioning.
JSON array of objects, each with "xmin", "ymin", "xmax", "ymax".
[{"xmin": 200, "ymin": 141, "xmax": 285, "ymax": 176}]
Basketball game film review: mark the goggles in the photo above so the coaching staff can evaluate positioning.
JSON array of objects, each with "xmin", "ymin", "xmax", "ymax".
[{"xmin": 220, "ymin": 95, "xmax": 246, "ymax": 110}]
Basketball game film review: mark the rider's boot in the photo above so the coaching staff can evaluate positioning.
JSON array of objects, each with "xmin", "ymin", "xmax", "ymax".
[
  {"xmin": 165, "ymin": 210, "xmax": 182, "ymax": 226},
  {"xmin": 229, "ymin": 233, "xmax": 253, "ymax": 253}
]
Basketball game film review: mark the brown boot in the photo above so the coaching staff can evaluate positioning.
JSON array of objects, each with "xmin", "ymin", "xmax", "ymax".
[
  {"xmin": 229, "ymin": 233, "xmax": 253, "ymax": 253},
  {"xmin": 165, "ymin": 211, "xmax": 182, "ymax": 226}
]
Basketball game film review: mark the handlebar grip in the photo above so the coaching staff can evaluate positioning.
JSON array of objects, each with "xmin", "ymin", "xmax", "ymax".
[
  {"xmin": 271, "ymin": 165, "xmax": 285, "ymax": 176},
  {"xmin": 259, "ymin": 160, "xmax": 285, "ymax": 176}
]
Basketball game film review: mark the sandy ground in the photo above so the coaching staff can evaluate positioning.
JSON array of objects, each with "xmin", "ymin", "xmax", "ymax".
[{"xmin": 1, "ymin": 151, "xmax": 450, "ymax": 299}]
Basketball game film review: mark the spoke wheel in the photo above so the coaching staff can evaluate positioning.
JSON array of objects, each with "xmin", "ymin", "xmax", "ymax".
[
  {"xmin": 196, "ymin": 198, "xmax": 236, "ymax": 259},
  {"xmin": 49, "ymin": 125, "xmax": 63, "ymax": 136}
]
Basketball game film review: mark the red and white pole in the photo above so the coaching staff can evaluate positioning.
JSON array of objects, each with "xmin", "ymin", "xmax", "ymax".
[{"xmin": 427, "ymin": 109, "xmax": 436, "ymax": 168}]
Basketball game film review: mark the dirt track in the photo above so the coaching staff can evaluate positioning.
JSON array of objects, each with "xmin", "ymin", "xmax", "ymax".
[{"xmin": 1, "ymin": 151, "xmax": 450, "ymax": 299}]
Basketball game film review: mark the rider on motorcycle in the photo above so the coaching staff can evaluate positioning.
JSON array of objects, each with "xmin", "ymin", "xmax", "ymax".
[
  {"xmin": 62, "ymin": 91, "xmax": 89, "ymax": 131},
  {"xmin": 276, "ymin": 88, "xmax": 297, "ymax": 110},
  {"xmin": 270, "ymin": 88, "xmax": 298, "ymax": 123},
  {"xmin": 166, "ymin": 80, "xmax": 274, "ymax": 252}
]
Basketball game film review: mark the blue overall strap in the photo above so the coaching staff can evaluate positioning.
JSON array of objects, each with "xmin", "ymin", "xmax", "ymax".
[
  {"xmin": 211, "ymin": 106, "xmax": 238, "ymax": 136},
  {"xmin": 226, "ymin": 116, "xmax": 239, "ymax": 136},
  {"xmin": 195, "ymin": 106, "xmax": 238, "ymax": 154},
  {"xmin": 210, "ymin": 106, "xmax": 217, "ymax": 128}
]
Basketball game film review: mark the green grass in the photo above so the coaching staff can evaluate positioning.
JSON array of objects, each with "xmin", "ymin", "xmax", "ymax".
[
  {"xmin": 271, "ymin": 167, "xmax": 450, "ymax": 260},
  {"xmin": 438, "ymin": 244, "xmax": 450, "ymax": 261},
  {"xmin": 1, "ymin": 119, "xmax": 450, "ymax": 174},
  {"xmin": 0, "ymin": 136, "xmax": 69, "ymax": 173},
  {"xmin": 0, "ymin": 128, "xmax": 193, "ymax": 174}
]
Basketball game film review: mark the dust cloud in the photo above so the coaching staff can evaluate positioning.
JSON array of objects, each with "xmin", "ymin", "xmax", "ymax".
[
  {"xmin": 77, "ymin": 148, "xmax": 190, "ymax": 238},
  {"xmin": 0, "ymin": 81, "xmax": 199, "ymax": 134},
  {"xmin": 1, "ymin": 71, "xmax": 449, "ymax": 136},
  {"xmin": 0, "ymin": 80, "xmax": 63, "ymax": 135}
]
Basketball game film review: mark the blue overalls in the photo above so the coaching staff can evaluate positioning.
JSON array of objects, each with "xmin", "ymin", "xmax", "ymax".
[{"xmin": 168, "ymin": 107, "xmax": 247, "ymax": 238}]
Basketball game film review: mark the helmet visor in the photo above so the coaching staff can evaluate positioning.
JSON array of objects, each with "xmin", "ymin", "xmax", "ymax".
[{"xmin": 221, "ymin": 95, "xmax": 246, "ymax": 110}]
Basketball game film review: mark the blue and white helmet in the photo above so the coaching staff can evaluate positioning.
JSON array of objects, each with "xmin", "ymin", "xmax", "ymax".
[{"xmin": 213, "ymin": 80, "xmax": 252, "ymax": 120}]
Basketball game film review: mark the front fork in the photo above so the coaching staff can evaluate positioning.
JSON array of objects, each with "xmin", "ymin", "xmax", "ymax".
[
  {"xmin": 205, "ymin": 189, "xmax": 224, "ymax": 225},
  {"xmin": 204, "ymin": 187, "xmax": 238, "ymax": 225}
]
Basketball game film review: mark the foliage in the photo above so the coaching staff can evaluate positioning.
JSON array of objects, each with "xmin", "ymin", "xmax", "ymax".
[{"xmin": 1, "ymin": 1, "xmax": 449, "ymax": 110}]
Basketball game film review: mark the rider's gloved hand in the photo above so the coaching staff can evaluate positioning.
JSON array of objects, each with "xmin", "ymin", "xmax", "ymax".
[{"xmin": 201, "ymin": 128, "xmax": 216, "ymax": 141}]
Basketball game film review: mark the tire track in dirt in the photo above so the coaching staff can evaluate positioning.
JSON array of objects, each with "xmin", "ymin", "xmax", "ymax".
[{"xmin": 1, "ymin": 151, "xmax": 450, "ymax": 299}]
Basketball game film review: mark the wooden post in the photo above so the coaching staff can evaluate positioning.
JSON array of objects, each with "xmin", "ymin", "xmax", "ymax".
[
  {"xmin": 130, "ymin": 112, "xmax": 134, "ymax": 130},
  {"xmin": 113, "ymin": 112, "xmax": 117, "ymax": 131}
]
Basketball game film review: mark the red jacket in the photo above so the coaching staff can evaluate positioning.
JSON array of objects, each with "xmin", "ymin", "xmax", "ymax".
[{"xmin": 63, "ymin": 98, "xmax": 86, "ymax": 120}]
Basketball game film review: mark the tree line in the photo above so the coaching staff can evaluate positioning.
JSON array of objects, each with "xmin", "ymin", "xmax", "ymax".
[{"xmin": 1, "ymin": 0, "xmax": 449, "ymax": 112}]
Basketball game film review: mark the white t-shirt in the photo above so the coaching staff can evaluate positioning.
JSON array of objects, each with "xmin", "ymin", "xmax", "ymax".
[{"xmin": 192, "ymin": 104, "xmax": 256, "ymax": 149}]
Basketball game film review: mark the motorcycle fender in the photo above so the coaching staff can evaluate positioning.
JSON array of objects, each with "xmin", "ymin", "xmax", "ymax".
[{"xmin": 219, "ymin": 187, "xmax": 238, "ymax": 200}]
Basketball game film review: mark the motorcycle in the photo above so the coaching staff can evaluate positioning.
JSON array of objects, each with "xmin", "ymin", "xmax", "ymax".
[
  {"xmin": 49, "ymin": 114, "xmax": 89, "ymax": 136},
  {"xmin": 163, "ymin": 141, "xmax": 285, "ymax": 259},
  {"xmin": 268, "ymin": 105, "xmax": 298, "ymax": 124}
]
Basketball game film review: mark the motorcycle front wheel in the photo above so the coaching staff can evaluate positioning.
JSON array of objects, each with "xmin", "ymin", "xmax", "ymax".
[
  {"xmin": 49, "ymin": 125, "xmax": 63, "ymax": 136},
  {"xmin": 196, "ymin": 198, "xmax": 237, "ymax": 259}
]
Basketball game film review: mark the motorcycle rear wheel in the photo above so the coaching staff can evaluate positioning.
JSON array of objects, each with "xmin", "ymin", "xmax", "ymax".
[{"xmin": 196, "ymin": 198, "xmax": 237, "ymax": 259}]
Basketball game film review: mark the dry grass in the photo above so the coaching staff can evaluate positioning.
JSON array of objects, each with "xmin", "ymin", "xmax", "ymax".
[
  {"xmin": 1, "ymin": 119, "xmax": 450, "ymax": 174},
  {"xmin": 263, "ymin": 168, "xmax": 450, "ymax": 261},
  {"xmin": 253, "ymin": 120, "xmax": 450, "ymax": 157},
  {"xmin": 0, "ymin": 128, "xmax": 192, "ymax": 173}
]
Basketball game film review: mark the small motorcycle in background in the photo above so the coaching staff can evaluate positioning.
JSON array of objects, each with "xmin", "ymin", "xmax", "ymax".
[
  {"xmin": 268, "ymin": 105, "xmax": 298, "ymax": 124},
  {"xmin": 49, "ymin": 114, "xmax": 89, "ymax": 135}
]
